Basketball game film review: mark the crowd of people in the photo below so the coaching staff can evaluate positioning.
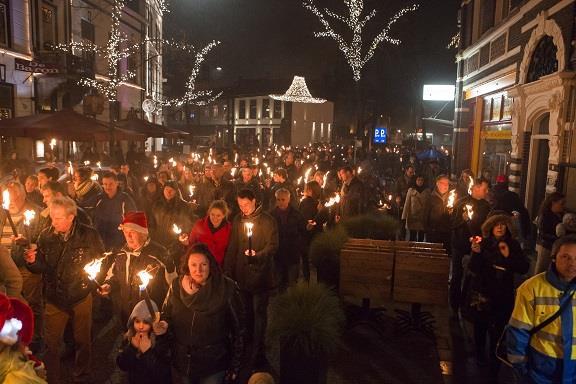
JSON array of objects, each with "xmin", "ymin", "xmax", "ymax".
[{"xmin": 0, "ymin": 141, "xmax": 574, "ymax": 384}]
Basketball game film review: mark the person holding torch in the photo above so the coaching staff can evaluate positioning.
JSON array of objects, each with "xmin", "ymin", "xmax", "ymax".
[
  {"xmin": 224, "ymin": 188, "xmax": 278, "ymax": 370},
  {"xmin": 449, "ymin": 178, "xmax": 491, "ymax": 315},
  {"xmin": 24, "ymin": 196, "xmax": 104, "ymax": 384},
  {"xmin": 99, "ymin": 211, "xmax": 176, "ymax": 325},
  {"xmin": 0, "ymin": 182, "xmax": 43, "ymax": 353}
]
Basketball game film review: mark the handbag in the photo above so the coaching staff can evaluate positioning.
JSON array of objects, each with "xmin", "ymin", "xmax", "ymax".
[{"xmin": 496, "ymin": 283, "xmax": 576, "ymax": 370}]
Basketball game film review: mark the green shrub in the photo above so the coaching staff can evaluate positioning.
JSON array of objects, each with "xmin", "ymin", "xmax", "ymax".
[
  {"xmin": 309, "ymin": 225, "xmax": 349, "ymax": 267},
  {"xmin": 267, "ymin": 282, "xmax": 345, "ymax": 357},
  {"xmin": 341, "ymin": 212, "xmax": 399, "ymax": 240}
]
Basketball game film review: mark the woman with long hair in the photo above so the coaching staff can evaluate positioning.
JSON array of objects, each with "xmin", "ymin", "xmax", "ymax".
[{"xmin": 162, "ymin": 243, "xmax": 246, "ymax": 384}]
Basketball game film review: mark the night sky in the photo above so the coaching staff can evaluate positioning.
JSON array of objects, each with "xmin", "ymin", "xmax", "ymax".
[{"xmin": 165, "ymin": 0, "xmax": 461, "ymax": 131}]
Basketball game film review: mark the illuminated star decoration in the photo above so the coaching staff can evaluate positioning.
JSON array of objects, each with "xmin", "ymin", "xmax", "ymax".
[
  {"xmin": 303, "ymin": 0, "xmax": 419, "ymax": 82},
  {"xmin": 55, "ymin": 0, "xmax": 220, "ymax": 108},
  {"xmin": 270, "ymin": 76, "xmax": 326, "ymax": 103},
  {"xmin": 447, "ymin": 31, "xmax": 460, "ymax": 49}
]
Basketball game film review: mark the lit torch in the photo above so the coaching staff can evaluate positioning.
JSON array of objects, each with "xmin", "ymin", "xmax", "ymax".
[
  {"xmin": 465, "ymin": 204, "xmax": 474, "ymax": 221},
  {"xmin": 172, "ymin": 224, "xmax": 182, "ymax": 236},
  {"xmin": 83, "ymin": 256, "xmax": 107, "ymax": 289},
  {"xmin": 23, "ymin": 210, "xmax": 36, "ymax": 226},
  {"xmin": 49, "ymin": 138, "xmax": 56, "ymax": 150},
  {"xmin": 68, "ymin": 161, "xmax": 74, "ymax": 176},
  {"xmin": 2, "ymin": 190, "xmax": 17, "ymax": 236},
  {"xmin": 245, "ymin": 222, "xmax": 254, "ymax": 257},
  {"xmin": 467, "ymin": 176, "xmax": 474, "ymax": 195},
  {"xmin": 447, "ymin": 190, "xmax": 456, "ymax": 209},
  {"xmin": 137, "ymin": 269, "xmax": 158, "ymax": 322}
]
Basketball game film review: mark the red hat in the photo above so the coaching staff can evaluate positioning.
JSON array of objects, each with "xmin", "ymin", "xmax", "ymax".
[
  {"xmin": 0, "ymin": 293, "xmax": 34, "ymax": 346},
  {"xmin": 496, "ymin": 175, "xmax": 507, "ymax": 183},
  {"xmin": 120, "ymin": 211, "xmax": 148, "ymax": 234}
]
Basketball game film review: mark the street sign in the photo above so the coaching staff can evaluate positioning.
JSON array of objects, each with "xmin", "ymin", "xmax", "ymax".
[{"xmin": 374, "ymin": 127, "xmax": 387, "ymax": 144}]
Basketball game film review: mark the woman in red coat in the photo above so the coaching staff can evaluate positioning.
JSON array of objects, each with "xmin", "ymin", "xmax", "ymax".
[{"xmin": 180, "ymin": 200, "xmax": 231, "ymax": 267}]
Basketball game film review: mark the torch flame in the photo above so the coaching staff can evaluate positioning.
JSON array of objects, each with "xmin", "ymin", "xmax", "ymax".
[
  {"xmin": 84, "ymin": 257, "xmax": 105, "ymax": 281},
  {"xmin": 189, "ymin": 185, "xmax": 195, "ymax": 197},
  {"xmin": 143, "ymin": 176, "xmax": 149, "ymax": 182},
  {"xmin": 96, "ymin": 161, "xmax": 102, "ymax": 170},
  {"xmin": 467, "ymin": 176, "xmax": 474, "ymax": 195},
  {"xmin": 137, "ymin": 270, "xmax": 153, "ymax": 291},
  {"xmin": 325, "ymin": 194, "xmax": 341, "ymax": 207},
  {"xmin": 23, "ymin": 210, "xmax": 36, "ymax": 226},
  {"xmin": 304, "ymin": 168, "xmax": 312, "ymax": 182},
  {"xmin": 465, "ymin": 204, "xmax": 474, "ymax": 220},
  {"xmin": 245, "ymin": 222, "xmax": 254, "ymax": 237},
  {"xmin": 172, "ymin": 224, "xmax": 182, "ymax": 235},
  {"xmin": 2, "ymin": 190, "xmax": 9, "ymax": 210},
  {"xmin": 322, "ymin": 171, "xmax": 329, "ymax": 189},
  {"xmin": 231, "ymin": 167, "xmax": 237, "ymax": 177},
  {"xmin": 447, "ymin": 190, "xmax": 456, "ymax": 209},
  {"xmin": 68, "ymin": 161, "xmax": 73, "ymax": 175},
  {"xmin": 90, "ymin": 174, "xmax": 99, "ymax": 181}
]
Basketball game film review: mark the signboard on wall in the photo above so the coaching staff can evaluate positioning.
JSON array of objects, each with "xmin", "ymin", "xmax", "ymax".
[
  {"xmin": 374, "ymin": 127, "xmax": 387, "ymax": 144},
  {"xmin": 14, "ymin": 58, "xmax": 60, "ymax": 74}
]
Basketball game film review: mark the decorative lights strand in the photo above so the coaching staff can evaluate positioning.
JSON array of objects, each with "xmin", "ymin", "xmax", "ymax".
[
  {"xmin": 56, "ymin": 0, "xmax": 220, "ymax": 108},
  {"xmin": 303, "ymin": 0, "xmax": 419, "ymax": 82},
  {"xmin": 270, "ymin": 76, "xmax": 326, "ymax": 103}
]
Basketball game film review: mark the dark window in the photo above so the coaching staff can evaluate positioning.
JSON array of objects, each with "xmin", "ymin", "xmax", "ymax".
[
  {"xmin": 480, "ymin": 0, "xmax": 496, "ymax": 35},
  {"xmin": 81, "ymin": 19, "xmax": 95, "ymax": 70},
  {"xmin": 0, "ymin": 1, "xmax": 9, "ymax": 47},
  {"xmin": 249, "ymin": 99, "xmax": 257, "ymax": 119},
  {"xmin": 239, "ymin": 100, "xmax": 246, "ymax": 119},
  {"xmin": 262, "ymin": 98, "xmax": 270, "ymax": 119},
  {"xmin": 40, "ymin": 2, "xmax": 57, "ymax": 50},
  {"xmin": 0, "ymin": 83, "xmax": 13, "ymax": 119},
  {"xmin": 273, "ymin": 100, "xmax": 282, "ymax": 119},
  {"xmin": 526, "ymin": 36, "xmax": 558, "ymax": 83}
]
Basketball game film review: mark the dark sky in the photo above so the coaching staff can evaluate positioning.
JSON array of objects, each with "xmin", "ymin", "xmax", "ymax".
[{"xmin": 165, "ymin": 0, "xmax": 460, "ymax": 128}]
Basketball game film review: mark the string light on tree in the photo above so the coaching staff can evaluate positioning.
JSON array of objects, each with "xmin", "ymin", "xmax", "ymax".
[
  {"xmin": 55, "ymin": 0, "xmax": 219, "ymax": 108},
  {"xmin": 270, "ymin": 76, "xmax": 326, "ymax": 103},
  {"xmin": 303, "ymin": 0, "xmax": 419, "ymax": 82}
]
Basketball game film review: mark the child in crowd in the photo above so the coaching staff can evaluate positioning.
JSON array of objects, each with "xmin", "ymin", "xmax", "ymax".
[
  {"xmin": 116, "ymin": 300, "xmax": 171, "ymax": 384},
  {"xmin": 556, "ymin": 212, "xmax": 576, "ymax": 237}
]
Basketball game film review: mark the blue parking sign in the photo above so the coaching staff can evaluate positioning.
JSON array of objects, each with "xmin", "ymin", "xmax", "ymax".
[{"xmin": 374, "ymin": 127, "xmax": 387, "ymax": 144}]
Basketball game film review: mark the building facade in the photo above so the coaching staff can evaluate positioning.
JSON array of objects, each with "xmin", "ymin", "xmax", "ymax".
[
  {"xmin": 454, "ymin": 0, "xmax": 576, "ymax": 214},
  {"xmin": 1, "ymin": 0, "xmax": 163, "ymax": 158},
  {"xmin": 168, "ymin": 93, "xmax": 334, "ymax": 148}
]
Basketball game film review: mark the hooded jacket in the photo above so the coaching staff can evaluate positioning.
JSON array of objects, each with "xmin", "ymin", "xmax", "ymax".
[
  {"xmin": 162, "ymin": 249, "xmax": 246, "ymax": 379},
  {"xmin": 224, "ymin": 205, "xmax": 279, "ymax": 293},
  {"xmin": 116, "ymin": 300, "xmax": 171, "ymax": 384},
  {"xmin": 467, "ymin": 214, "xmax": 529, "ymax": 319}
]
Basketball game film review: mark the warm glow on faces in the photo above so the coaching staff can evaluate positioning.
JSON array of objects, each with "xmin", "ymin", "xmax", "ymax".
[
  {"xmin": 472, "ymin": 182, "xmax": 489, "ymax": 200},
  {"xmin": 237, "ymin": 197, "xmax": 256, "ymax": 216},
  {"xmin": 209, "ymin": 208, "xmax": 225, "ymax": 228},
  {"xmin": 50, "ymin": 205, "xmax": 74, "ymax": 233},
  {"xmin": 102, "ymin": 177, "xmax": 118, "ymax": 198},
  {"xmin": 275, "ymin": 193, "xmax": 290, "ymax": 210},
  {"xmin": 492, "ymin": 222, "xmax": 507, "ymax": 238},
  {"xmin": 187, "ymin": 253, "xmax": 210, "ymax": 285},
  {"xmin": 37, "ymin": 172, "xmax": 49, "ymax": 188},
  {"xmin": 7, "ymin": 185, "xmax": 26, "ymax": 214},
  {"xmin": 25, "ymin": 177, "xmax": 37, "ymax": 193},
  {"xmin": 163, "ymin": 186, "xmax": 177, "ymax": 201},
  {"xmin": 123, "ymin": 228, "xmax": 147, "ymax": 250},
  {"xmin": 133, "ymin": 318, "xmax": 151, "ymax": 334},
  {"xmin": 437, "ymin": 178, "xmax": 449, "ymax": 194}
]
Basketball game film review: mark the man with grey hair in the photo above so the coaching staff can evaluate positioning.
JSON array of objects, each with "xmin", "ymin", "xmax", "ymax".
[
  {"xmin": 25, "ymin": 196, "xmax": 105, "ymax": 384},
  {"xmin": 270, "ymin": 187, "xmax": 307, "ymax": 291}
]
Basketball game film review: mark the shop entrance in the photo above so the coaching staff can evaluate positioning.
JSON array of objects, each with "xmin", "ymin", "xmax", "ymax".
[{"xmin": 528, "ymin": 113, "xmax": 550, "ymax": 217}]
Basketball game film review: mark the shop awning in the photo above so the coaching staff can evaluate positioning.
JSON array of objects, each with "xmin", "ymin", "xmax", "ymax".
[
  {"xmin": 0, "ymin": 109, "xmax": 143, "ymax": 141},
  {"xmin": 116, "ymin": 116, "xmax": 189, "ymax": 138}
]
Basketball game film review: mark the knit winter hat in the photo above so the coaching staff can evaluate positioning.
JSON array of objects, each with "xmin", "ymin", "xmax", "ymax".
[
  {"xmin": 163, "ymin": 180, "xmax": 180, "ymax": 191},
  {"xmin": 248, "ymin": 372, "xmax": 275, "ymax": 384},
  {"xmin": 0, "ymin": 293, "xmax": 34, "ymax": 346},
  {"xmin": 120, "ymin": 211, "xmax": 148, "ymax": 234},
  {"xmin": 127, "ymin": 299, "xmax": 158, "ymax": 329}
]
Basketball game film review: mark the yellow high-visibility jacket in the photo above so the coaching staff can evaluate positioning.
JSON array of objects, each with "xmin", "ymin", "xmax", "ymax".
[{"xmin": 507, "ymin": 268, "xmax": 576, "ymax": 384}]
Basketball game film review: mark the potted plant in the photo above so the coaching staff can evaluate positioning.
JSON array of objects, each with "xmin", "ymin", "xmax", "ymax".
[
  {"xmin": 267, "ymin": 282, "xmax": 345, "ymax": 384},
  {"xmin": 309, "ymin": 225, "xmax": 348, "ymax": 288}
]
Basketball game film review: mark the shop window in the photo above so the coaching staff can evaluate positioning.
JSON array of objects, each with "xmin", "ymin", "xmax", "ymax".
[
  {"xmin": 212, "ymin": 104, "xmax": 219, "ymax": 118},
  {"xmin": 0, "ymin": 1, "xmax": 9, "ymax": 47},
  {"xmin": 502, "ymin": 96, "xmax": 512, "ymax": 120},
  {"xmin": 249, "ymin": 99, "xmax": 257, "ymax": 119},
  {"xmin": 491, "ymin": 95, "xmax": 502, "ymax": 121},
  {"xmin": 483, "ymin": 97, "xmax": 492, "ymax": 121}
]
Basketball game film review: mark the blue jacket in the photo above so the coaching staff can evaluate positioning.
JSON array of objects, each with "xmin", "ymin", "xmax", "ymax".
[{"xmin": 507, "ymin": 265, "xmax": 576, "ymax": 384}]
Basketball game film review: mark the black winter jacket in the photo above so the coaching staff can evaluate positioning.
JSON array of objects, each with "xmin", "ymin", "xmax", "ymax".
[
  {"xmin": 224, "ymin": 205, "xmax": 279, "ymax": 293},
  {"xmin": 116, "ymin": 335, "xmax": 172, "ymax": 384},
  {"xmin": 27, "ymin": 220, "xmax": 105, "ymax": 309},
  {"xmin": 271, "ymin": 206, "xmax": 307, "ymax": 267},
  {"xmin": 161, "ymin": 276, "xmax": 246, "ymax": 379}
]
